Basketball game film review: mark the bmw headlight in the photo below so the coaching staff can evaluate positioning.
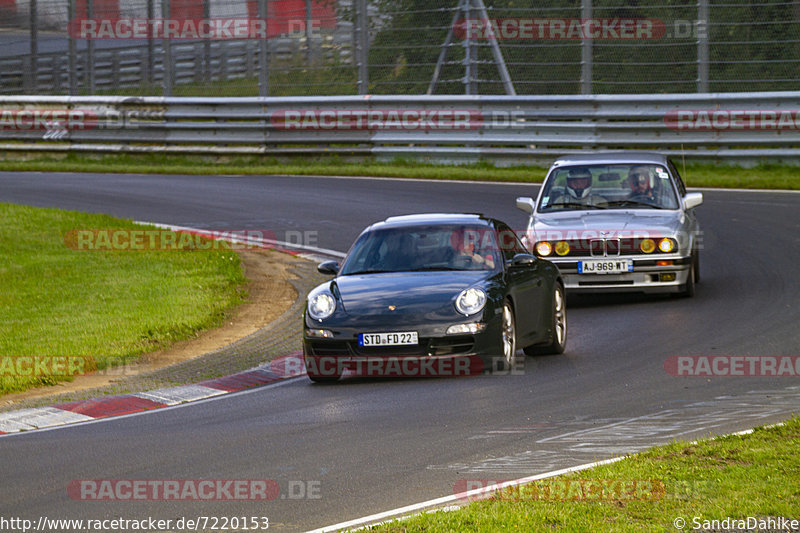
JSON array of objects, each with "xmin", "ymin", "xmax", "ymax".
[
  {"xmin": 658, "ymin": 238, "xmax": 675, "ymax": 253},
  {"xmin": 308, "ymin": 292, "xmax": 336, "ymax": 321},
  {"xmin": 455, "ymin": 288, "xmax": 487, "ymax": 316}
]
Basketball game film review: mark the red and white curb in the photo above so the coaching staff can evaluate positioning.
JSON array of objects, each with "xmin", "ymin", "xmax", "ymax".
[
  {"xmin": 0, "ymin": 220, "xmax": 346, "ymax": 437},
  {"xmin": 0, "ymin": 354, "xmax": 306, "ymax": 436}
]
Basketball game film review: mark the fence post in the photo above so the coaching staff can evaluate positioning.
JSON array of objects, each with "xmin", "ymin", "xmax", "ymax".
[
  {"xmin": 305, "ymin": 0, "xmax": 315, "ymax": 63},
  {"xmin": 203, "ymin": 0, "xmax": 211, "ymax": 82},
  {"xmin": 29, "ymin": 0, "xmax": 38, "ymax": 93},
  {"xmin": 87, "ymin": 0, "xmax": 95, "ymax": 93},
  {"xmin": 697, "ymin": 0, "xmax": 709, "ymax": 92},
  {"xmin": 145, "ymin": 0, "xmax": 154, "ymax": 86},
  {"xmin": 68, "ymin": 0, "xmax": 77, "ymax": 94},
  {"xmin": 463, "ymin": 0, "xmax": 477, "ymax": 95},
  {"xmin": 258, "ymin": 0, "xmax": 269, "ymax": 96},
  {"xmin": 162, "ymin": 0, "xmax": 173, "ymax": 96},
  {"xmin": 580, "ymin": 0, "xmax": 593, "ymax": 94},
  {"xmin": 356, "ymin": 0, "xmax": 369, "ymax": 94}
]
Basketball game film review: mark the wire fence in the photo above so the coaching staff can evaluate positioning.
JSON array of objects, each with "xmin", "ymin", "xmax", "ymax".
[{"xmin": 1, "ymin": 0, "xmax": 799, "ymax": 96}]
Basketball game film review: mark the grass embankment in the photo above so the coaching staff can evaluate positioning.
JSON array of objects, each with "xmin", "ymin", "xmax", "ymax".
[
  {"xmin": 1, "ymin": 154, "xmax": 798, "ymax": 189},
  {"xmin": 0, "ymin": 203, "xmax": 246, "ymax": 395},
  {"xmin": 370, "ymin": 416, "xmax": 800, "ymax": 532}
]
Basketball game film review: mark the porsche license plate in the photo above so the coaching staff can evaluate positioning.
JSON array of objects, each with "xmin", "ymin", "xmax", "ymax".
[
  {"xmin": 359, "ymin": 332, "xmax": 419, "ymax": 346},
  {"xmin": 578, "ymin": 259, "xmax": 633, "ymax": 274}
]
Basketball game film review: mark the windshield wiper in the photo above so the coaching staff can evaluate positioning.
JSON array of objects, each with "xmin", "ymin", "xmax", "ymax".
[
  {"xmin": 343, "ymin": 269, "xmax": 396, "ymax": 275},
  {"xmin": 604, "ymin": 200, "xmax": 664, "ymax": 209},
  {"xmin": 544, "ymin": 202, "xmax": 606, "ymax": 210},
  {"xmin": 406, "ymin": 266, "xmax": 471, "ymax": 272}
]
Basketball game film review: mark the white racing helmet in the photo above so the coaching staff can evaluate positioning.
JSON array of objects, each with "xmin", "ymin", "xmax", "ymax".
[{"xmin": 565, "ymin": 168, "xmax": 592, "ymax": 199}]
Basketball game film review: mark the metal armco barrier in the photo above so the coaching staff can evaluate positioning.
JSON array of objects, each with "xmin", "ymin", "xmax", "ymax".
[{"xmin": 3, "ymin": 92, "xmax": 800, "ymax": 164}]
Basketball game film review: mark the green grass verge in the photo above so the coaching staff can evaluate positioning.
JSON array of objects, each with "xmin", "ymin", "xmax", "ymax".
[
  {"xmin": 369, "ymin": 416, "xmax": 800, "ymax": 532},
  {"xmin": 0, "ymin": 202, "xmax": 246, "ymax": 395},
  {"xmin": 1, "ymin": 153, "xmax": 799, "ymax": 189}
]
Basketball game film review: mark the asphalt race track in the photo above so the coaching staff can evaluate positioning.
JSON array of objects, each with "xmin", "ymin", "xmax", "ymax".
[{"xmin": 1, "ymin": 172, "xmax": 799, "ymax": 531}]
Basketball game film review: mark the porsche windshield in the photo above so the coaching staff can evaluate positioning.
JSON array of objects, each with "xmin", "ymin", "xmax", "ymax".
[
  {"xmin": 340, "ymin": 225, "xmax": 501, "ymax": 275},
  {"xmin": 539, "ymin": 164, "xmax": 679, "ymax": 212}
]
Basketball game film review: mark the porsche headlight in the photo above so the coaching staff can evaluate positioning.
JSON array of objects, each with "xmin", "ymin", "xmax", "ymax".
[
  {"xmin": 455, "ymin": 288, "xmax": 487, "ymax": 316},
  {"xmin": 308, "ymin": 292, "xmax": 336, "ymax": 320}
]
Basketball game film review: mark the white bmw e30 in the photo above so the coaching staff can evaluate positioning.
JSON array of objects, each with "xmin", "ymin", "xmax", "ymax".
[{"xmin": 516, "ymin": 152, "xmax": 703, "ymax": 296}]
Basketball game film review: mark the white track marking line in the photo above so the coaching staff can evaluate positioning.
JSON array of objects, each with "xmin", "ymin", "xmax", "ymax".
[
  {"xmin": 306, "ymin": 457, "xmax": 625, "ymax": 533},
  {"xmin": 136, "ymin": 221, "xmax": 347, "ymax": 258}
]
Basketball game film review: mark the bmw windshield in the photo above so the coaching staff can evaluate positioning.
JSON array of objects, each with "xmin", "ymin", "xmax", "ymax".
[{"xmin": 538, "ymin": 164, "xmax": 679, "ymax": 212}]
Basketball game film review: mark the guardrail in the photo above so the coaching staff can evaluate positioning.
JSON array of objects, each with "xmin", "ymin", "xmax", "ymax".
[{"xmin": 2, "ymin": 92, "xmax": 800, "ymax": 164}]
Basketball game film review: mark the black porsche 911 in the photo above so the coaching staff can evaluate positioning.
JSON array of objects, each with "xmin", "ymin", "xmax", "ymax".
[{"xmin": 302, "ymin": 214, "xmax": 566, "ymax": 382}]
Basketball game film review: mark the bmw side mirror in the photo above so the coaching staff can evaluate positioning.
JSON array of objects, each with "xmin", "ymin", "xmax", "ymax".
[
  {"xmin": 516, "ymin": 197, "xmax": 536, "ymax": 215},
  {"xmin": 683, "ymin": 192, "xmax": 703, "ymax": 210},
  {"xmin": 509, "ymin": 253, "xmax": 537, "ymax": 268},
  {"xmin": 318, "ymin": 261, "xmax": 340, "ymax": 275}
]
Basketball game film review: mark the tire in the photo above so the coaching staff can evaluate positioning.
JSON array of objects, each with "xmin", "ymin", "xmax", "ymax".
[
  {"xmin": 678, "ymin": 254, "xmax": 696, "ymax": 298},
  {"xmin": 304, "ymin": 355, "xmax": 342, "ymax": 383},
  {"xmin": 495, "ymin": 300, "xmax": 517, "ymax": 372},
  {"xmin": 693, "ymin": 248, "xmax": 700, "ymax": 283},
  {"xmin": 524, "ymin": 282, "xmax": 567, "ymax": 355}
]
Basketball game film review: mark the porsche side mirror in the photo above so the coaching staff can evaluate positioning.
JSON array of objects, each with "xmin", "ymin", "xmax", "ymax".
[
  {"xmin": 516, "ymin": 197, "xmax": 536, "ymax": 215},
  {"xmin": 317, "ymin": 261, "xmax": 340, "ymax": 275},
  {"xmin": 684, "ymin": 192, "xmax": 703, "ymax": 210},
  {"xmin": 508, "ymin": 253, "xmax": 537, "ymax": 268}
]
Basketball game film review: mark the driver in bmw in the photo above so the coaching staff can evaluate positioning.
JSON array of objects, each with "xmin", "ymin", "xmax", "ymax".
[
  {"xmin": 627, "ymin": 166, "xmax": 657, "ymax": 204},
  {"xmin": 564, "ymin": 168, "xmax": 606, "ymax": 206}
]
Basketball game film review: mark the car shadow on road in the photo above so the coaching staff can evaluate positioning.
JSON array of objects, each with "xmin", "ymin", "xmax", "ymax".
[{"xmin": 566, "ymin": 292, "xmax": 674, "ymax": 308}]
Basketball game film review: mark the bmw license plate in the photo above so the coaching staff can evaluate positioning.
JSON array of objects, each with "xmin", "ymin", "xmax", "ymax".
[
  {"xmin": 359, "ymin": 332, "xmax": 419, "ymax": 346},
  {"xmin": 578, "ymin": 259, "xmax": 633, "ymax": 274}
]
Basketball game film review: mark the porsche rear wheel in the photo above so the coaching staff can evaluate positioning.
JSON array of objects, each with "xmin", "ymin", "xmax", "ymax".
[
  {"xmin": 524, "ymin": 282, "xmax": 567, "ymax": 355},
  {"xmin": 499, "ymin": 300, "xmax": 517, "ymax": 371}
]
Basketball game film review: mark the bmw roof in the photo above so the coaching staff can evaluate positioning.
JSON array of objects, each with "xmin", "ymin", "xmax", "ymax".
[{"xmin": 550, "ymin": 151, "xmax": 670, "ymax": 167}]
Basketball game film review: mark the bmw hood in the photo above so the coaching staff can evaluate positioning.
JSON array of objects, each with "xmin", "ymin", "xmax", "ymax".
[
  {"xmin": 533, "ymin": 211, "xmax": 683, "ymax": 238},
  {"xmin": 334, "ymin": 271, "xmax": 490, "ymax": 316}
]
